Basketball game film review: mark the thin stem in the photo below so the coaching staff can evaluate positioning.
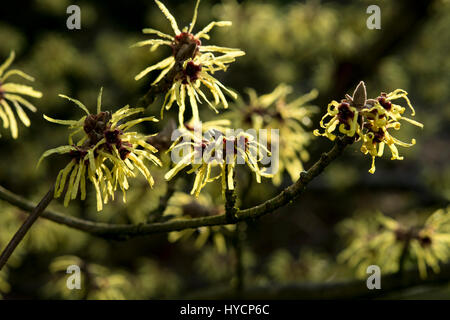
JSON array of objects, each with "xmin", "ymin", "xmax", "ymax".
[
  {"xmin": 233, "ymin": 169, "xmax": 253, "ymax": 295},
  {"xmin": 0, "ymin": 137, "xmax": 352, "ymax": 239},
  {"xmin": 0, "ymin": 186, "xmax": 54, "ymax": 271},
  {"xmin": 224, "ymin": 165, "xmax": 238, "ymax": 223},
  {"xmin": 397, "ymin": 238, "xmax": 411, "ymax": 276}
]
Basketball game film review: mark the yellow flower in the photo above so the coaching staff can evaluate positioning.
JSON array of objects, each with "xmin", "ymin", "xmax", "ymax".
[
  {"xmin": 133, "ymin": 0, "xmax": 245, "ymax": 124},
  {"xmin": 133, "ymin": 0, "xmax": 243, "ymax": 83},
  {"xmin": 314, "ymin": 81, "xmax": 423, "ymax": 174},
  {"xmin": 161, "ymin": 53, "xmax": 242, "ymax": 125},
  {"xmin": 164, "ymin": 192, "xmax": 234, "ymax": 253},
  {"xmin": 359, "ymin": 90, "xmax": 423, "ymax": 173},
  {"xmin": 164, "ymin": 120, "xmax": 272, "ymax": 197},
  {"xmin": 414, "ymin": 207, "xmax": 450, "ymax": 278},
  {"xmin": 38, "ymin": 89, "xmax": 162, "ymax": 211},
  {"xmin": 313, "ymin": 81, "xmax": 365, "ymax": 141},
  {"xmin": 0, "ymin": 51, "xmax": 42, "ymax": 139},
  {"xmin": 337, "ymin": 212, "xmax": 403, "ymax": 278},
  {"xmin": 237, "ymin": 84, "xmax": 318, "ymax": 185},
  {"xmin": 338, "ymin": 208, "xmax": 450, "ymax": 279}
]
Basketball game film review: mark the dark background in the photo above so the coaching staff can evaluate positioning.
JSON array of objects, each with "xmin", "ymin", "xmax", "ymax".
[{"xmin": 0, "ymin": 0, "xmax": 449, "ymax": 299}]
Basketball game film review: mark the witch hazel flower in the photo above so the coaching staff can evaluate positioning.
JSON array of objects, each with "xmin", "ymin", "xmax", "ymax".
[
  {"xmin": 38, "ymin": 89, "xmax": 162, "ymax": 211},
  {"xmin": 132, "ymin": 0, "xmax": 245, "ymax": 124},
  {"xmin": 314, "ymin": 81, "xmax": 423, "ymax": 173},
  {"xmin": 165, "ymin": 120, "xmax": 272, "ymax": 197},
  {"xmin": 0, "ymin": 51, "xmax": 42, "ymax": 139},
  {"xmin": 237, "ymin": 84, "xmax": 318, "ymax": 185},
  {"xmin": 161, "ymin": 52, "xmax": 242, "ymax": 125}
]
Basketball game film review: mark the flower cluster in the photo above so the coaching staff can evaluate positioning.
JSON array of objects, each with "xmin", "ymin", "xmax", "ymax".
[
  {"xmin": 133, "ymin": 0, "xmax": 245, "ymax": 124},
  {"xmin": 338, "ymin": 207, "xmax": 450, "ymax": 279},
  {"xmin": 0, "ymin": 51, "xmax": 42, "ymax": 139},
  {"xmin": 236, "ymin": 84, "xmax": 318, "ymax": 185},
  {"xmin": 165, "ymin": 120, "xmax": 272, "ymax": 197},
  {"xmin": 38, "ymin": 89, "xmax": 161, "ymax": 211},
  {"xmin": 337, "ymin": 212, "xmax": 404, "ymax": 278},
  {"xmin": 314, "ymin": 81, "xmax": 423, "ymax": 173}
]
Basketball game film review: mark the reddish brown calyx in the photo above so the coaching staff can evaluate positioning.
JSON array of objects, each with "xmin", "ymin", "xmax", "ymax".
[
  {"xmin": 395, "ymin": 227, "xmax": 433, "ymax": 248},
  {"xmin": 222, "ymin": 136, "xmax": 249, "ymax": 155},
  {"xmin": 69, "ymin": 146, "xmax": 88, "ymax": 161},
  {"xmin": 182, "ymin": 61, "xmax": 202, "ymax": 84},
  {"xmin": 362, "ymin": 121, "xmax": 385, "ymax": 143},
  {"xmin": 377, "ymin": 95, "xmax": 392, "ymax": 111},
  {"xmin": 172, "ymin": 32, "xmax": 201, "ymax": 61},
  {"xmin": 273, "ymin": 111, "xmax": 284, "ymax": 122},
  {"xmin": 372, "ymin": 129, "xmax": 385, "ymax": 143},
  {"xmin": 104, "ymin": 129, "xmax": 121, "ymax": 146},
  {"xmin": 193, "ymin": 139, "xmax": 209, "ymax": 158},
  {"xmin": 337, "ymin": 102, "xmax": 355, "ymax": 124},
  {"xmin": 200, "ymin": 140, "xmax": 209, "ymax": 151},
  {"xmin": 365, "ymin": 108, "xmax": 385, "ymax": 121},
  {"xmin": 101, "ymin": 128, "xmax": 124, "ymax": 154},
  {"xmin": 118, "ymin": 142, "xmax": 132, "ymax": 160},
  {"xmin": 82, "ymin": 111, "xmax": 134, "ymax": 160},
  {"xmin": 104, "ymin": 129, "xmax": 132, "ymax": 160},
  {"xmin": 83, "ymin": 111, "xmax": 112, "ymax": 146},
  {"xmin": 419, "ymin": 235, "xmax": 432, "ymax": 247},
  {"xmin": 118, "ymin": 147, "xmax": 131, "ymax": 160},
  {"xmin": 184, "ymin": 122, "xmax": 195, "ymax": 131}
]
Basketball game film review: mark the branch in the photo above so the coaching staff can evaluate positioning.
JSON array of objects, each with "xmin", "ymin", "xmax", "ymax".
[
  {"xmin": 224, "ymin": 165, "xmax": 238, "ymax": 222},
  {"xmin": 0, "ymin": 186, "xmax": 54, "ymax": 271},
  {"xmin": 0, "ymin": 137, "xmax": 352, "ymax": 239},
  {"xmin": 238, "ymin": 137, "xmax": 353, "ymax": 220},
  {"xmin": 186, "ymin": 262, "xmax": 450, "ymax": 299}
]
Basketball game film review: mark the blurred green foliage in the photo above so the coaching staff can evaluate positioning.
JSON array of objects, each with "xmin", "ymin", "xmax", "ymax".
[
  {"xmin": 0, "ymin": 0, "xmax": 448, "ymax": 299},
  {"xmin": 338, "ymin": 207, "xmax": 450, "ymax": 279}
]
